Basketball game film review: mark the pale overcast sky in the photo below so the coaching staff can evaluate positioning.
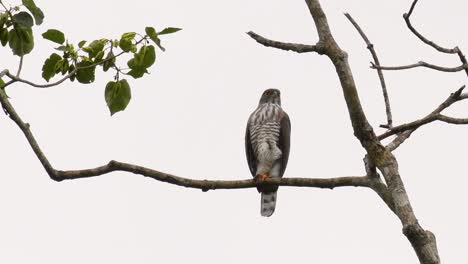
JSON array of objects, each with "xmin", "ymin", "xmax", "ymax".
[{"xmin": 1, "ymin": 0, "xmax": 467, "ymax": 263}]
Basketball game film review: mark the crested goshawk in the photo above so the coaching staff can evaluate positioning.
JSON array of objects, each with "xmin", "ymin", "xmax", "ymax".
[{"xmin": 245, "ymin": 89, "xmax": 291, "ymax": 217}]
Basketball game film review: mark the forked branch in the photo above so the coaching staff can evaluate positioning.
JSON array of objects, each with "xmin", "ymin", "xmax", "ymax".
[
  {"xmin": 381, "ymin": 86, "xmax": 467, "ymax": 144},
  {"xmin": 376, "ymin": 0, "xmax": 468, "ymax": 77}
]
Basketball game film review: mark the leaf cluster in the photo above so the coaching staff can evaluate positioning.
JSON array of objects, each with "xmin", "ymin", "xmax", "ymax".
[
  {"xmin": 41, "ymin": 26, "xmax": 180, "ymax": 114},
  {"xmin": 0, "ymin": 0, "xmax": 181, "ymax": 115},
  {"xmin": 0, "ymin": 0, "xmax": 43, "ymax": 55}
]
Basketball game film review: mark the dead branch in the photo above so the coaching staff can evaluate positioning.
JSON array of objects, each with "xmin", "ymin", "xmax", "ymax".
[
  {"xmin": 372, "ymin": 61, "xmax": 468, "ymax": 73},
  {"xmin": 380, "ymin": 86, "xmax": 467, "ymax": 141},
  {"xmin": 344, "ymin": 13, "xmax": 393, "ymax": 128},
  {"xmin": 246, "ymin": 31, "xmax": 324, "ymax": 54}
]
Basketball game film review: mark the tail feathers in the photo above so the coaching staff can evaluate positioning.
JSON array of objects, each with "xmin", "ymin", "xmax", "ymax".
[{"xmin": 261, "ymin": 192, "xmax": 277, "ymax": 217}]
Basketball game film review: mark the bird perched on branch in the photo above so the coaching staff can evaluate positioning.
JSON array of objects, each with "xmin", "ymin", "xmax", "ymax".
[{"xmin": 245, "ymin": 89, "xmax": 291, "ymax": 217}]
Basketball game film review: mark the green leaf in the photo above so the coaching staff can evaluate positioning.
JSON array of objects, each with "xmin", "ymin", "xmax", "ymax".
[
  {"xmin": 41, "ymin": 53, "xmax": 61, "ymax": 81},
  {"xmin": 68, "ymin": 64, "xmax": 76, "ymax": 82},
  {"xmin": 145, "ymin": 27, "xmax": 157, "ymax": 38},
  {"xmin": 95, "ymin": 50, "xmax": 105, "ymax": 62},
  {"xmin": 42, "ymin": 29, "xmax": 65, "ymax": 44},
  {"xmin": 145, "ymin": 26, "xmax": 165, "ymax": 51},
  {"xmin": 127, "ymin": 68, "xmax": 146, "ymax": 79},
  {"xmin": 102, "ymin": 51, "xmax": 115, "ymax": 72},
  {"xmin": 158, "ymin": 27, "xmax": 182, "ymax": 35},
  {"xmin": 61, "ymin": 60, "xmax": 69, "ymax": 75},
  {"xmin": 78, "ymin": 40, "xmax": 86, "ymax": 48},
  {"xmin": 22, "ymin": 0, "xmax": 44, "ymax": 25},
  {"xmin": 0, "ymin": 28, "xmax": 8, "ymax": 46},
  {"xmin": 141, "ymin": 45, "xmax": 155, "ymax": 68},
  {"xmin": 54, "ymin": 59, "xmax": 64, "ymax": 74},
  {"xmin": 75, "ymin": 60, "xmax": 95, "ymax": 84},
  {"xmin": 8, "ymin": 27, "xmax": 34, "ymax": 56},
  {"xmin": 119, "ymin": 38, "xmax": 132, "ymax": 52},
  {"xmin": 13, "ymin": 12, "xmax": 34, "ymax": 28},
  {"xmin": 121, "ymin": 32, "xmax": 136, "ymax": 40},
  {"xmin": 105, "ymin": 79, "xmax": 131, "ymax": 115},
  {"xmin": 118, "ymin": 32, "xmax": 136, "ymax": 53},
  {"xmin": 0, "ymin": 13, "xmax": 8, "ymax": 28},
  {"xmin": 85, "ymin": 39, "xmax": 106, "ymax": 58},
  {"xmin": 55, "ymin": 45, "xmax": 67, "ymax": 51},
  {"xmin": 0, "ymin": 77, "xmax": 5, "ymax": 88},
  {"xmin": 126, "ymin": 45, "xmax": 155, "ymax": 79}
]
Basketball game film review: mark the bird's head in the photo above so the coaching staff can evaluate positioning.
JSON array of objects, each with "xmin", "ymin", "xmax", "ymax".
[{"xmin": 259, "ymin": 88, "xmax": 281, "ymax": 105}]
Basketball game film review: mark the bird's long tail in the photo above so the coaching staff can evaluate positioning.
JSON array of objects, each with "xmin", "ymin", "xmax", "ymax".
[{"xmin": 261, "ymin": 191, "xmax": 277, "ymax": 217}]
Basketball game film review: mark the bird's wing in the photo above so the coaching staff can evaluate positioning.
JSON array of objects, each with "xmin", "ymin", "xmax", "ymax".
[
  {"xmin": 278, "ymin": 110, "xmax": 291, "ymax": 177},
  {"xmin": 245, "ymin": 119, "xmax": 257, "ymax": 177}
]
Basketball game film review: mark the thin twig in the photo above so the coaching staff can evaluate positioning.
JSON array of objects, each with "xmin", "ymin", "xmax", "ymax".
[
  {"xmin": 403, "ymin": 0, "xmax": 455, "ymax": 54},
  {"xmin": 16, "ymin": 56, "xmax": 23, "ymax": 77},
  {"xmin": 2, "ymin": 36, "xmax": 148, "ymax": 89},
  {"xmin": 0, "ymin": 69, "xmax": 8, "ymax": 78},
  {"xmin": 373, "ymin": 61, "xmax": 468, "ymax": 72},
  {"xmin": 344, "ymin": 13, "xmax": 393, "ymax": 128}
]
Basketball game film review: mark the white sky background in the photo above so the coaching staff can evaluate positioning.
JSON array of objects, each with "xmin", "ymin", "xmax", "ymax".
[{"xmin": 1, "ymin": 0, "xmax": 467, "ymax": 263}]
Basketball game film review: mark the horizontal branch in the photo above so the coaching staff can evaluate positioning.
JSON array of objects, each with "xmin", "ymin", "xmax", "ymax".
[
  {"xmin": 4, "ymin": 69, "xmax": 76, "ymax": 88},
  {"xmin": 437, "ymin": 114, "xmax": 468, "ymax": 124},
  {"xmin": 56, "ymin": 160, "xmax": 371, "ymax": 191},
  {"xmin": 247, "ymin": 31, "xmax": 324, "ymax": 54},
  {"xmin": 372, "ymin": 61, "xmax": 467, "ymax": 73}
]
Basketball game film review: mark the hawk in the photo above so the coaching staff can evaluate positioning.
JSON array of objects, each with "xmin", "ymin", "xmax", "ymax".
[{"xmin": 245, "ymin": 89, "xmax": 291, "ymax": 217}]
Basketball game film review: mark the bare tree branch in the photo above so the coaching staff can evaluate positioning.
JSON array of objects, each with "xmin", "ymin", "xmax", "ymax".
[
  {"xmin": 246, "ymin": 31, "xmax": 323, "ymax": 54},
  {"xmin": 372, "ymin": 61, "xmax": 468, "ymax": 72},
  {"xmin": 57, "ymin": 161, "xmax": 372, "ymax": 191},
  {"xmin": 403, "ymin": 0, "xmax": 455, "ymax": 54},
  {"xmin": 380, "ymin": 86, "xmax": 466, "ymax": 141},
  {"xmin": 344, "ymin": 13, "xmax": 393, "ymax": 128},
  {"xmin": 403, "ymin": 0, "xmax": 468, "ymax": 77},
  {"xmin": 436, "ymin": 114, "xmax": 468, "ymax": 125}
]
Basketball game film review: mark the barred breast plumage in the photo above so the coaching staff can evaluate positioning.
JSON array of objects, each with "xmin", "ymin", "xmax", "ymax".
[{"xmin": 248, "ymin": 103, "xmax": 283, "ymax": 175}]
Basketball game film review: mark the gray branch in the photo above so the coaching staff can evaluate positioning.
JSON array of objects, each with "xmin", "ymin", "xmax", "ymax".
[
  {"xmin": 344, "ymin": 13, "xmax": 393, "ymax": 128},
  {"xmin": 246, "ymin": 31, "xmax": 323, "ymax": 54},
  {"xmin": 372, "ymin": 61, "xmax": 468, "ymax": 73},
  {"xmin": 380, "ymin": 86, "xmax": 467, "ymax": 141},
  {"xmin": 372, "ymin": 0, "xmax": 468, "ymax": 79}
]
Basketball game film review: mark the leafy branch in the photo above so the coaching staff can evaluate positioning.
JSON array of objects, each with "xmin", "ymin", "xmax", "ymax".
[{"xmin": 0, "ymin": 0, "xmax": 181, "ymax": 115}]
